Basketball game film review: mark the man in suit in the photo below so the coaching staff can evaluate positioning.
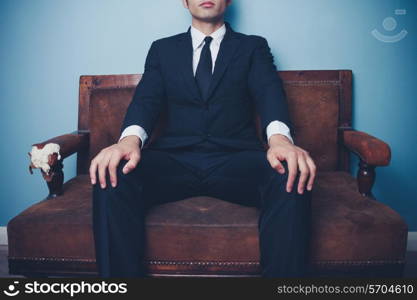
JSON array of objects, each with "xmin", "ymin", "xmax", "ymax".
[{"xmin": 90, "ymin": 0, "xmax": 317, "ymax": 278}]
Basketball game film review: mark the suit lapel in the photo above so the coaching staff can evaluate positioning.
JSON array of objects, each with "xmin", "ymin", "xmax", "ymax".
[
  {"xmin": 176, "ymin": 28, "xmax": 201, "ymax": 102},
  {"xmin": 176, "ymin": 21, "xmax": 241, "ymax": 103}
]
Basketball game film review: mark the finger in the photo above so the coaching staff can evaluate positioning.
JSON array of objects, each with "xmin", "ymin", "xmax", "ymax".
[
  {"xmin": 268, "ymin": 152, "xmax": 285, "ymax": 174},
  {"xmin": 98, "ymin": 152, "xmax": 112, "ymax": 189},
  {"xmin": 286, "ymin": 152, "xmax": 298, "ymax": 193},
  {"xmin": 297, "ymin": 154, "xmax": 309, "ymax": 194},
  {"xmin": 123, "ymin": 151, "xmax": 140, "ymax": 174},
  {"xmin": 108, "ymin": 151, "xmax": 122, "ymax": 188},
  {"xmin": 89, "ymin": 159, "xmax": 98, "ymax": 185},
  {"xmin": 305, "ymin": 156, "xmax": 317, "ymax": 191}
]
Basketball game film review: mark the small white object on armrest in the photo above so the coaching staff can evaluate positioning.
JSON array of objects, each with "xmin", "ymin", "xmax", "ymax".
[{"xmin": 30, "ymin": 143, "xmax": 61, "ymax": 174}]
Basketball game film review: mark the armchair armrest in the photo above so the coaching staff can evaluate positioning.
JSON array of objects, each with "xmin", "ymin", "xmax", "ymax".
[
  {"xmin": 343, "ymin": 129, "xmax": 391, "ymax": 166},
  {"xmin": 340, "ymin": 127, "xmax": 391, "ymax": 198},
  {"xmin": 28, "ymin": 130, "xmax": 89, "ymax": 198}
]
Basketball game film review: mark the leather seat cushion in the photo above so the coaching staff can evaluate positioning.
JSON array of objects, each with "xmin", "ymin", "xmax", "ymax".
[{"xmin": 7, "ymin": 171, "xmax": 407, "ymax": 269}]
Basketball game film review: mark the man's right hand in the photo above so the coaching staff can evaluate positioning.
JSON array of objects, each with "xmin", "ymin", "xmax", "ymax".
[{"xmin": 89, "ymin": 136, "xmax": 142, "ymax": 189}]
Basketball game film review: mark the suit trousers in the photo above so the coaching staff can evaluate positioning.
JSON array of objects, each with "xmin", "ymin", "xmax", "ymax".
[{"xmin": 92, "ymin": 140, "xmax": 312, "ymax": 278}]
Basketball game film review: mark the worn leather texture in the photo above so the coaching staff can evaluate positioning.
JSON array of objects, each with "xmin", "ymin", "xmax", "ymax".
[
  {"xmin": 343, "ymin": 130, "xmax": 391, "ymax": 166},
  {"xmin": 8, "ymin": 171, "xmax": 407, "ymax": 276}
]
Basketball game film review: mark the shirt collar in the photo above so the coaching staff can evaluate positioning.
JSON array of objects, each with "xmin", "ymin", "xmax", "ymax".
[{"xmin": 190, "ymin": 23, "xmax": 226, "ymax": 50}]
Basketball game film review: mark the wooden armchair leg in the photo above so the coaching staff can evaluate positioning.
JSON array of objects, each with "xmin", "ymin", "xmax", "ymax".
[
  {"xmin": 357, "ymin": 160, "xmax": 376, "ymax": 199},
  {"xmin": 45, "ymin": 159, "xmax": 64, "ymax": 199}
]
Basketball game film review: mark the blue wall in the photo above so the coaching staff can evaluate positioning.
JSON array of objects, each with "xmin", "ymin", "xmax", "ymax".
[{"xmin": 1, "ymin": 0, "xmax": 416, "ymax": 231}]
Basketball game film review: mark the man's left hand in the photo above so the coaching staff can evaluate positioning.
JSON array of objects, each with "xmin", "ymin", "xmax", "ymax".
[{"xmin": 266, "ymin": 134, "xmax": 317, "ymax": 194}]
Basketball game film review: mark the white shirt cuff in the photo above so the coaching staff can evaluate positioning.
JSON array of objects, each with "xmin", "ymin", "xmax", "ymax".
[
  {"xmin": 119, "ymin": 125, "xmax": 148, "ymax": 149},
  {"xmin": 266, "ymin": 120, "xmax": 294, "ymax": 144}
]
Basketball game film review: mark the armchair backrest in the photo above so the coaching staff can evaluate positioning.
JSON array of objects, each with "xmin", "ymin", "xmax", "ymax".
[{"xmin": 77, "ymin": 70, "xmax": 352, "ymax": 175}]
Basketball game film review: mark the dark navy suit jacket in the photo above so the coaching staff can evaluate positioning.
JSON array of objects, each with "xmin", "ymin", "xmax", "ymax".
[{"xmin": 120, "ymin": 21, "xmax": 292, "ymax": 151}]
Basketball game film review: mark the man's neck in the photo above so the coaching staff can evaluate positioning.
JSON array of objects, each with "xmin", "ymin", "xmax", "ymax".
[{"xmin": 191, "ymin": 18, "xmax": 224, "ymax": 36}]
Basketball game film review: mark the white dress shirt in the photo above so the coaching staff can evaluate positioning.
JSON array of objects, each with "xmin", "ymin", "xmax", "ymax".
[{"xmin": 119, "ymin": 23, "xmax": 294, "ymax": 148}]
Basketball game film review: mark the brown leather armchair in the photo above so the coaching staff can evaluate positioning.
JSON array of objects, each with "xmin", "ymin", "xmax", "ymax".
[{"xmin": 7, "ymin": 70, "xmax": 408, "ymax": 277}]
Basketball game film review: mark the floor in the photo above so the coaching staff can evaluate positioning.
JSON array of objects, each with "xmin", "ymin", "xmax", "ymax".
[{"xmin": 0, "ymin": 245, "xmax": 415, "ymax": 278}]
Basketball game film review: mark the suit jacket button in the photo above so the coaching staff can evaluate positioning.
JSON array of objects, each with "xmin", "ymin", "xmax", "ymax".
[{"xmin": 206, "ymin": 133, "xmax": 211, "ymax": 137}]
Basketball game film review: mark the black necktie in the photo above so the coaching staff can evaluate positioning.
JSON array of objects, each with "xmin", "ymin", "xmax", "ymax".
[{"xmin": 195, "ymin": 36, "xmax": 213, "ymax": 100}]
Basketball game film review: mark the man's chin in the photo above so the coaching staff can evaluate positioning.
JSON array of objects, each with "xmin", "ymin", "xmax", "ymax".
[{"xmin": 193, "ymin": 14, "xmax": 222, "ymax": 23}]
